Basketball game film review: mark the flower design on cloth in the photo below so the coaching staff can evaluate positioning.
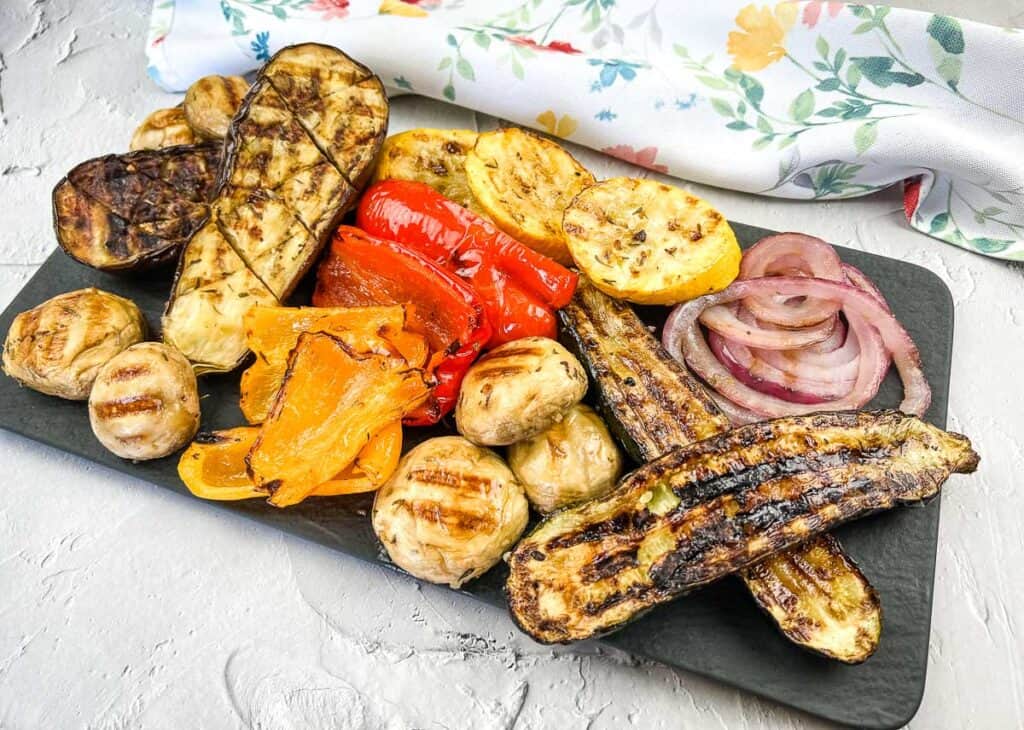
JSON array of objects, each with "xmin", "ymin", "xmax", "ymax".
[
  {"xmin": 507, "ymin": 37, "xmax": 583, "ymax": 54},
  {"xmin": 588, "ymin": 59, "xmax": 644, "ymax": 89},
  {"xmin": 727, "ymin": 3, "xmax": 798, "ymax": 71},
  {"xmin": 309, "ymin": 0, "xmax": 350, "ymax": 20},
  {"xmin": 536, "ymin": 111, "xmax": 578, "ymax": 138},
  {"xmin": 150, "ymin": 1, "xmax": 1024, "ymax": 260},
  {"xmin": 379, "ymin": 0, "xmax": 438, "ymax": 17},
  {"xmin": 250, "ymin": 31, "xmax": 270, "ymax": 61},
  {"xmin": 801, "ymin": 1, "xmax": 843, "ymax": 29},
  {"xmin": 602, "ymin": 145, "xmax": 669, "ymax": 174}
]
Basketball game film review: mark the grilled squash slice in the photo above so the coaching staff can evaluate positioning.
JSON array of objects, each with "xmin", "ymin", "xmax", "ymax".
[
  {"xmin": 506, "ymin": 411, "xmax": 978, "ymax": 644},
  {"xmin": 162, "ymin": 43, "xmax": 389, "ymax": 373},
  {"xmin": 562, "ymin": 177, "xmax": 740, "ymax": 305},
  {"xmin": 465, "ymin": 127, "xmax": 594, "ymax": 264},
  {"xmin": 53, "ymin": 144, "xmax": 221, "ymax": 271},
  {"xmin": 372, "ymin": 128, "xmax": 482, "ymax": 211},
  {"xmin": 559, "ymin": 278, "xmax": 882, "ymax": 662}
]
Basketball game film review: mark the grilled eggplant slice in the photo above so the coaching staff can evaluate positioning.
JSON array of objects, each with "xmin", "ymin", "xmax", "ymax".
[
  {"xmin": 559, "ymin": 275, "xmax": 730, "ymax": 461},
  {"xmin": 162, "ymin": 43, "xmax": 389, "ymax": 373},
  {"xmin": 506, "ymin": 410, "xmax": 978, "ymax": 644},
  {"xmin": 560, "ymin": 277, "xmax": 884, "ymax": 662},
  {"xmin": 53, "ymin": 144, "xmax": 221, "ymax": 271},
  {"xmin": 161, "ymin": 223, "xmax": 278, "ymax": 373}
]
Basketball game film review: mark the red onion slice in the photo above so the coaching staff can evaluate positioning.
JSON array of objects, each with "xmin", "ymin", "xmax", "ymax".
[
  {"xmin": 708, "ymin": 332, "xmax": 854, "ymax": 403},
  {"xmin": 664, "ymin": 277, "xmax": 931, "ymax": 417},
  {"xmin": 700, "ymin": 303, "xmax": 837, "ymax": 349},
  {"xmin": 842, "ymin": 263, "xmax": 892, "ymax": 312},
  {"xmin": 740, "ymin": 234, "xmax": 844, "ymax": 327}
]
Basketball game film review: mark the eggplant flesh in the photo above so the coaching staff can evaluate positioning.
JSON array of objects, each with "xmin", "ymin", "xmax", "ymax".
[
  {"xmin": 560, "ymin": 276, "xmax": 887, "ymax": 661},
  {"xmin": 506, "ymin": 410, "xmax": 978, "ymax": 644},
  {"xmin": 52, "ymin": 144, "xmax": 221, "ymax": 271},
  {"xmin": 162, "ymin": 43, "xmax": 388, "ymax": 373}
]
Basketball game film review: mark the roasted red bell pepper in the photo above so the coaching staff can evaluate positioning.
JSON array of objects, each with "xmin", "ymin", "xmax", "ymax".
[
  {"xmin": 356, "ymin": 180, "xmax": 578, "ymax": 346},
  {"xmin": 313, "ymin": 226, "xmax": 491, "ymax": 425}
]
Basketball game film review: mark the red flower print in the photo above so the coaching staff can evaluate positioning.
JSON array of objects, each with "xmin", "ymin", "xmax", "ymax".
[
  {"xmin": 602, "ymin": 145, "xmax": 669, "ymax": 174},
  {"xmin": 801, "ymin": 1, "xmax": 843, "ymax": 29},
  {"xmin": 403, "ymin": 0, "xmax": 440, "ymax": 6},
  {"xmin": 506, "ymin": 36, "xmax": 583, "ymax": 55},
  {"xmin": 309, "ymin": 0, "xmax": 350, "ymax": 20}
]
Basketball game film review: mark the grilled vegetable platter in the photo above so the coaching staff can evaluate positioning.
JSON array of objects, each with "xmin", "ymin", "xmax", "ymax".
[{"xmin": 0, "ymin": 42, "xmax": 978, "ymax": 725}]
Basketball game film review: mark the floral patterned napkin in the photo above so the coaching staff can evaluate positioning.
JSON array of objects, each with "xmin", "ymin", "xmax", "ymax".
[{"xmin": 147, "ymin": 1, "xmax": 1024, "ymax": 260}]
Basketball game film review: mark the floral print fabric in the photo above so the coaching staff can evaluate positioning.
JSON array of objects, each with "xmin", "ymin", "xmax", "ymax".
[{"xmin": 147, "ymin": 1, "xmax": 1024, "ymax": 260}]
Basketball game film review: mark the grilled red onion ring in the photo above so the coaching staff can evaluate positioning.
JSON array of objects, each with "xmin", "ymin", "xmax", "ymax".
[
  {"xmin": 739, "ymin": 233, "xmax": 844, "ymax": 327},
  {"xmin": 663, "ymin": 277, "xmax": 931, "ymax": 418}
]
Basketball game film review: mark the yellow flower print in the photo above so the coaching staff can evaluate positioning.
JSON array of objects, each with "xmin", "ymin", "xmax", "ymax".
[
  {"xmin": 535, "ymin": 110, "xmax": 578, "ymax": 138},
  {"xmin": 378, "ymin": 0, "xmax": 428, "ymax": 18},
  {"xmin": 727, "ymin": 3, "xmax": 798, "ymax": 72}
]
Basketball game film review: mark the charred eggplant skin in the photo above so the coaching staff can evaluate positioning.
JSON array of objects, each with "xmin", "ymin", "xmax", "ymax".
[
  {"xmin": 506, "ymin": 411, "xmax": 978, "ymax": 644},
  {"xmin": 558, "ymin": 275, "xmax": 728, "ymax": 463},
  {"xmin": 52, "ymin": 144, "xmax": 222, "ymax": 272},
  {"xmin": 558, "ymin": 278, "xmax": 884, "ymax": 663}
]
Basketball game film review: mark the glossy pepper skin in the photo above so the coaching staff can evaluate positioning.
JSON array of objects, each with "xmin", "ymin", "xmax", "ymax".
[
  {"xmin": 356, "ymin": 180, "xmax": 578, "ymax": 346},
  {"xmin": 313, "ymin": 226, "xmax": 492, "ymax": 425}
]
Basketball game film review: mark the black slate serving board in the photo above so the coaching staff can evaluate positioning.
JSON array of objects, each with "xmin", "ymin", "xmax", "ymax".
[{"xmin": 0, "ymin": 222, "xmax": 954, "ymax": 729}]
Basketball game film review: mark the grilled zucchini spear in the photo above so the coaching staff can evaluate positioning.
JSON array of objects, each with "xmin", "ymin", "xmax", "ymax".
[
  {"xmin": 162, "ymin": 43, "xmax": 389, "ymax": 373},
  {"xmin": 558, "ymin": 278, "xmax": 883, "ymax": 661},
  {"xmin": 506, "ymin": 410, "xmax": 977, "ymax": 644}
]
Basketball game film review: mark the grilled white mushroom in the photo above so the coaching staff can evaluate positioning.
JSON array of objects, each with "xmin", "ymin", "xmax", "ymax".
[
  {"xmin": 372, "ymin": 436, "xmax": 528, "ymax": 588},
  {"xmin": 130, "ymin": 107, "xmax": 197, "ymax": 150},
  {"xmin": 455, "ymin": 337, "xmax": 587, "ymax": 446},
  {"xmin": 88, "ymin": 343, "xmax": 200, "ymax": 460},
  {"xmin": 2, "ymin": 288, "xmax": 146, "ymax": 400},
  {"xmin": 183, "ymin": 75, "xmax": 250, "ymax": 140},
  {"xmin": 508, "ymin": 404, "xmax": 623, "ymax": 513}
]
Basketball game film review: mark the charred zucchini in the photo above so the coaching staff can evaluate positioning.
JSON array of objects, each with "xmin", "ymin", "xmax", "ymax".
[
  {"xmin": 162, "ymin": 43, "xmax": 389, "ymax": 373},
  {"xmin": 53, "ymin": 144, "xmax": 221, "ymax": 271},
  {"xmin": 743, "ymin": 533, "xmax": 882, "ymax": 662},
  {"xmin": 506, "ymin": 411, "xmax": 978, "ymax": 644},
  {"xmin": 560, "ymin": 277, "xmax": 885, "ymax": 662},
  {"xmin": 559, "ymin": 275, "xmax": 729, "ymax": 462}
]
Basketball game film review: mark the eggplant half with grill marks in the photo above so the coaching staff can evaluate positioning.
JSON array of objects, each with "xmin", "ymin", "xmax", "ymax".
[
  {"xmin": 506, "ymin": 410, "xmax": 978, "ymax": 644},
  {"xmin": 52, "ymin": 144, "xmax": 222, "ymax": 272},
  {"xmin": 558, "ymin": 276, "xmax": 885, "ymax": 662},
  {"xmin": 162, "ymin": 43, "xmax": 389, "ymax": 374}
]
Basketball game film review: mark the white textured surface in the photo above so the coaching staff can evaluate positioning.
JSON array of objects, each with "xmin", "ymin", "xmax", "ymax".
[{"xmin": 1, "ymin": 2, "xmax": 1022, "ymax": 728}]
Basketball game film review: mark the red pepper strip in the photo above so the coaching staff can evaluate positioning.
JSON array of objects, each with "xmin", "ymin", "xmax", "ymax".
[
  {"xmin": 356, "ymin": 180, "xmax": 578, "ymax": 346},
  {"xmin": 313, "ymin": 226, "xmax": 491, "ymax": 426}
]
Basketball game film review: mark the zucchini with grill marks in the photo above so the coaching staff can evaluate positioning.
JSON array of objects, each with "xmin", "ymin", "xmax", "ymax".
[
  {"xmin": 506, "ymin": 410, "xmax": 978, "ymax": 644},
  {"xmin": 558, "ymin": 277, "xmax": 885, "ymax": 662},
  {"xmin": 558, "ymin": 275, "xmax": 729, "ymax": 462}
]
